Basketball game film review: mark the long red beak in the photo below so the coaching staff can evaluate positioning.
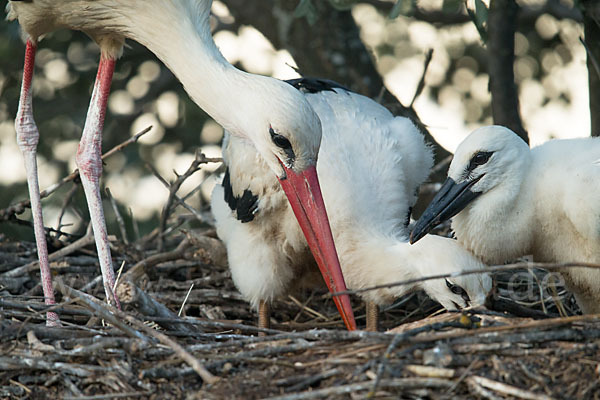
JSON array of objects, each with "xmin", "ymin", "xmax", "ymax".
[{"xmin": 278, "ymin": 164, "xmax": 356, "ymax": 331}]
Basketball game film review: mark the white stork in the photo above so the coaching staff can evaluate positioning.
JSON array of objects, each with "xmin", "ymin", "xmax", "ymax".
[
  {"xmin": 410, "ymin": 125, "xmax": 600, "ymax": 313},
  {"xmin": 8, "ymin": 0, "xmax": 356, "ymax": 330},
  {"xmin": 212, "ymin": 78, "xmax": 492, "ymax": 330}
]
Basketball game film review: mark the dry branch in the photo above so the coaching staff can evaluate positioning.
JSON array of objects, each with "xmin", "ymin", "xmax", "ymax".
[
  {"xmin": 55, "ymin": 281, "xmax": 219, "ymax": 384},
  {"xmin": 266, "ymin": 378, "xmax": 453, "ymax": 400},
  {"xmin": 1, "ymin": 232, "xmax": 96, "ymax": 278},
  {"xmin": 116, "ymin": 278, "xmax": 198, "ymax": 333}
]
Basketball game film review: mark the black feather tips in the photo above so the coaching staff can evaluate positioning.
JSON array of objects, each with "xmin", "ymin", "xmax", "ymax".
[
  {"xmin": 222, "ymin": 169, "xmax": 259, "ymax": 223},
  {"xmin": 285, "ymin": 77, "xmax": 349, "ymax": 94}
]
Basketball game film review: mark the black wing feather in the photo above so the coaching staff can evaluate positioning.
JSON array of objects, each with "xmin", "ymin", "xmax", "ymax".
[
  {"xmin": 285, "ymin": 77, "xmax": 349, "ymax": 94},
  {"xmin": 222, "ymin": 168, "xmax": 259, "ymax": 223}
]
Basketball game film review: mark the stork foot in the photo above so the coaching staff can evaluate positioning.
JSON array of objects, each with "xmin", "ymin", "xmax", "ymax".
[
  {"xmin": 365, "ymin": 301, "xmax": 379, "ymax": 332},
  {"xmin": 258, "ymin": 300, "xmax": 271, "ymax": 335}
]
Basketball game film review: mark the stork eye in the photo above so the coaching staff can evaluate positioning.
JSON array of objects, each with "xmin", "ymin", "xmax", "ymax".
[
  {"xmin": 445, "ymin": 279, "xmax": 471, "ymax": 303},
  {"xmin": 269, "ymin": 127, "xmax": 292, "ymax": 150},
  {"xmin": 470, "ymin": 151, "xmax": 493, "ymax": 168}
]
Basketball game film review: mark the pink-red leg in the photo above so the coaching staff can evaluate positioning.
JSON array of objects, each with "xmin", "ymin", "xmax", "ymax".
[
  {"xmin": 75, "ymin": 55, "xmax": 121, "ymax": 309},
  {"xmin": 15, "ymin": 40, "xmax": 60, "ymax": 326}
]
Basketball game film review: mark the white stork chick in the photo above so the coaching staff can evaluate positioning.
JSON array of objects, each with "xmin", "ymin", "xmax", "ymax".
[
  {"xmin": 411, "ymin": 125, "xmax": 600, "ymax": 313},
  {"xmin": 7, "ymin": 0, "xmax": 355, "ymax": 330},
  {"xmin": 212, "ymin": 79, "xmax": 492, "ymax": 330}
]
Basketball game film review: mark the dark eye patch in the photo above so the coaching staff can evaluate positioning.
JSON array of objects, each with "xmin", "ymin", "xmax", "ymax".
[
  {"xmin": 269, "ymin": 126, "xmax": 295, "ymax": 165},
  {"xmin": 445, "ymin": 279, "xmax": 471, "ymax": 304},
  {"xmin": 467, "ymin": 151, "xmax": 493, "ymax": 171}
]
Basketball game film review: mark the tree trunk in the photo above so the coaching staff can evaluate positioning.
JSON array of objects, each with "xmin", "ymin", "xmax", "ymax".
[
  {"xmin": 582, "ymin": 0, "xmax": 600, "ymax": 137},
  {"xmin": 488, "ymin": 0, "xmax": 529, "ymax": 143}
]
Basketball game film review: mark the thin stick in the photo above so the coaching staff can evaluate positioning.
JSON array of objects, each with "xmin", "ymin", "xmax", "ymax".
[
  {"xmin": 56, "ymin": 281, "xmax": 218, "ymax": 383},
  {"xmin": 146, "ymin": 162, "xmax": 206, "ymax": 222},
  {"xmin": 580, "ymin": 36, "xmax": 600, "ymax": 80},
  {"xmin": 56, "ymin": 279, "xmax": 149, "ymax": 342},
  {"xmin": 122, "ymin": 238, "xmax": 191, "ymax": 283},
  {"xmin": 265, "ymin": 378, "xmax": 452, "ymax": 400},
  {"xmin": 330, "ymin": 261, "xmax": 600, "ymax": 297},
  {"xmin": 467, "ymin": 375, "xmax": 554, "ymax": 400},
  {"xmin": 410, "ymin": 48, "xmax": 434, "ymax": 108},
  {"xmin": 56, "ymin": 183, "xmax": 79, "ymax": 235},
  {"xmin": 2, "ymin": 233, "xmax": 96, "ymax": 278},
  {"xmin": 179, "ymin": 283, "xmax": 194, "ymax": 317},
  {"xmin": 113, "ymin": 260, "xmax": 125, "ymax": 293},
  {"xmin": 105, "ymin": 188, "xmax": 129, "ymax": 244}
]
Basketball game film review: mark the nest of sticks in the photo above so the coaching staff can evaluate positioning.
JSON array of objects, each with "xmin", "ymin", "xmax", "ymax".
[{"xmin": 1, "ymin": 138, "xmax": 599, "ymax": 399}]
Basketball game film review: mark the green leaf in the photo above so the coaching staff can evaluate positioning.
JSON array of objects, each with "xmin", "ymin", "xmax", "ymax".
[
  {"xmin": 389, "ymin": 0, "xmax": 416, "ymax": 19},
  {"xmin": 467, "ymin": 0, "xmax": 488, "ymax": 43},
  {"xmin": 474, "ymin": 0, "xmax": 488, "ymax": 27},
  {"xmin": 327, "ymin": 0, "xmax": 359, "ymax": 10},
  {"xmin": 294, "ymin": 0, "xmax": 319, "ymax": 25},
  {"xmin": 442, "ymin": 0, "xmax": 462, "ymax": 13}
]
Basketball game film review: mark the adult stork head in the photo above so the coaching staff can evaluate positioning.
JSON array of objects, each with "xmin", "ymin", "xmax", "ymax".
[
  {"xmin": 410, "ymin": 126, "xmax": 530, "ymax": 244},
  {"xmin": 236, "ymin": 77, "xmax": 356, "ymax": 330}
]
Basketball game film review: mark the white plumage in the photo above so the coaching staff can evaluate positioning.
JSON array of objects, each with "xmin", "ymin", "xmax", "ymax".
[
  {"xmin": 213, "ymin": 80, "xmax": 492, "ymax": 327},
  {"xmin": 411, "ymin": 125, "xmax": 600, "ymax": 313}
]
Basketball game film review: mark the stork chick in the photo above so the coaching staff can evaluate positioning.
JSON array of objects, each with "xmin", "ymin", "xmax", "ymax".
[
  {"xmin": 212, "ymin": 79, "xmax": 491, "ymax": 330},
  {"xmin": 411, "ymin": 125, "xmax": 600, "ymax": 313}
]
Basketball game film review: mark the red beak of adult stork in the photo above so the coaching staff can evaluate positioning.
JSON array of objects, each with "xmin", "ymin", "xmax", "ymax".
[{"xmin": 278, "ymin": 164, "xmax": 357, "ymax": 331}]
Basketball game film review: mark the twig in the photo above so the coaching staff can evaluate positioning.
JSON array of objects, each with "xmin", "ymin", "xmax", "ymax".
[
  {"xmin": 467, "ymin": 375, "xmax": 554, "ymax": 400},
  {"xmin": 113, "ymin": 261, "xmax": 125, "ymax": 293},
  {"xmin": 63, "ymin": 392, "xmax": 151, "ymax": 400},
  {"xmin": 179, "ymin": 283, "xmax": 194, "ymax": 316},
  {"xmin": 56, "ymin": 184, "xmax": 79, "ymax": 236},
  {"xmin": 56, "ymin": 280, "xmax": 149, "ymax": 342},
  {"xmin": 143, "ymin": 316, "xmax": 283, "ymax": 336},
  {"xmin": 370, "ymin": 320, "xmax": 471, "ymax": 394},
  {"xmin": 580, "ymin": 36, "xmax": 600, "ymax": 81},
  {"xmin": 116, "ymin": 278, "xmax": 198, "ymax": 333},
  {"xmin": 265, "ymin": 378, "xmax": 453, "ymax": 400},
  {"xmin": 1, "ymin": 232, "xmax": 96, "ymax": 278},
  {"xmin": 56, "ymin": 280, "xmax": 219, "ymax": 383},
  {"xmin": 151, "ymin": 151, "xmax": 222, "ymax": 251},
  {"xmin": 121, "ymin": 237, "xmax": 191, "ymax": 283},
  {"xmin": 0, "ymin": 356, "xmax": 113, "ymax": 377},
  {"xmin": 285, "ymin": 368, "xmax": 342, "ymax": 393},
  {"xmin": 105, "ymin": 188, "xmax": 129, "ymax": 245},
  {"xmin": 330, "ymin": 261, "xmax": 600, "ymax": 297},
  {"xmin": 409, "ymin": 48, "xmax": 433, "ymax": 108},
  {"xmin": 145, "ymin": 163, "xmax": 207, "ymax": 224}
]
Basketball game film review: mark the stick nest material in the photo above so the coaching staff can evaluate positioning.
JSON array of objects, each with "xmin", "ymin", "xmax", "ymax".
[{"xmin": 1, "ymin": 149, "xmax": 599, "ymax": 399}]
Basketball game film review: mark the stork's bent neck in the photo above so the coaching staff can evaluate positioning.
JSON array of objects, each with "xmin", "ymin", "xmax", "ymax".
[{"xmin": 101, "ymin": 0, "xmax": 261, "ymax": 138}]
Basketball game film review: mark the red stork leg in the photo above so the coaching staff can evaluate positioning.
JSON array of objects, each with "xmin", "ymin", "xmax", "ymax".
[
  {"xmin": 75, "ymin": 53, "xmax": 120, "ymax": 309},
  {"xmin": 15, "ymin": 40, "xmax": 60, "ymax": 327}
]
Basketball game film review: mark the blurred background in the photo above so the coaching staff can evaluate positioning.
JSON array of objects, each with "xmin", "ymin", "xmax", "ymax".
[{"xmin": 0, "ymin": 0, "xmax": 593, "ymax": 242}]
